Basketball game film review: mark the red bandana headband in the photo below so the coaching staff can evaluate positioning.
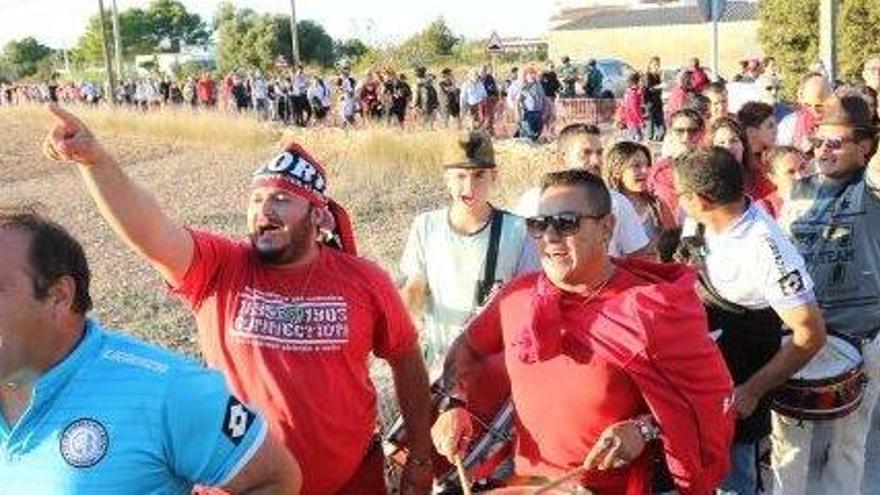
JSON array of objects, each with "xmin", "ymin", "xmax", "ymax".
[
  {"xmin": 251, "ymin": 140, "xmax": 358, "ymax": 255},
  {"xmin": 251, "ymin": 141, "xmax": 328, "ymax": 207}
]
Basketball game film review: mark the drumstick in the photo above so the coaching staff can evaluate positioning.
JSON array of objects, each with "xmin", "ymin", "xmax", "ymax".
[
  {"xmin": 453, "ymin": 454, "xmax": 472, "ymax": 495},
  {"xmin": 533, "ymin": 466, "xmax": 586, "ymax": 494}
]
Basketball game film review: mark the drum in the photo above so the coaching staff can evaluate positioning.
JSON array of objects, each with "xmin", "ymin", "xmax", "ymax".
[
  {"xmin": 384, "ymin": 353, "xmax": 513, "ymax": 490},
  {"xmin": 772, "ymin": 334, "xmax": 866, "ymax": 421},
  {"xmin": 482, "ymin": 475, "xmax": 592, "ymax": 494}
]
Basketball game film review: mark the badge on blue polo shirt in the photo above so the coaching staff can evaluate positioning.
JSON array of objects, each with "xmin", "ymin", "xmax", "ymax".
[{"xmin": 0, "ymin": 320, "xmax": 268, "ymax": 494}]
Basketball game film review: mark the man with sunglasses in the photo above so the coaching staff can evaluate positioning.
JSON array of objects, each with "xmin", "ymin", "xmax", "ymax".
[
  {"xmin": 648, "ymin": 109, "xmax": 705, "ymax": 224},
  {"xmin": 775, "ymin": 95, "xmax": 880, "ymax": 495},
  {"xmin": 433, "ymin": 169, "xmax": 735, "ymax": 493},
  {"xmin": 673, "ymin": 147, "xmax": 827, "ymax": 495},
  {"xmin": 777, "ymin": 73, "xmax": 831, "ymax": 152},
  {"xmin": 514, "ymin": 123, "xmax": 651, "ymax": 258}
]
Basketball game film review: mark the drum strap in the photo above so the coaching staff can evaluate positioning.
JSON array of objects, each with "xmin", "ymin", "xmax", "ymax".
[
  {"xmin": 675, "ymin": 223, "xmax": 750, "ymax": 314},
  {"xmin": 475, "ymin": 207, "xmax": 506, "ymax": 307}
]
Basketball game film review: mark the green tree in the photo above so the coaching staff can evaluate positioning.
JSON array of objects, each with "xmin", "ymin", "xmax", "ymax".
[
  {"xmin": 74, "ymin": 1, "xmax": 207, "ymax": 64},
  {"xmin": 759, "ymin": 0, "xmax": 880, "ymax": 96},
  {"xmin": 215, "ymin": 3, "xmax": 336, "ymax": 71},
  {"xmin": 421, "ymin": 17, "xmax": 459, "ymax": 56},
  {"xmin": 271, "ymin": 17, "xmax": 336, "ymax": 66},
  {"xmin": 388, "ymin": 17, "xmax": 462, "ymax": 68},
  {"xmin": 758, "ymin": 0, "xmax": 820, "ymax": 98},
  {"xmin": 1, "ymin": 37, "xmax": 54, "ymax": 78},
  {"xmin": 838, "ymin": 1, "xmax": 880, "ymax": 80},
  {"xmin": 215, "ymin": 3, "xmax": 276, "ymax": 72},
  {"xmin": 335, "ymin": 38, "xmax": 369, "ymax": 64},
  {"xmin": 146, "ymin": 0, "xmax": 209, "ymax": 52}
]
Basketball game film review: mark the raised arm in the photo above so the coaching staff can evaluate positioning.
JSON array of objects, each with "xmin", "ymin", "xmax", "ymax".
[{"xmin": 43, "ymin": 104, "xmax": 193, "ymax": 286}]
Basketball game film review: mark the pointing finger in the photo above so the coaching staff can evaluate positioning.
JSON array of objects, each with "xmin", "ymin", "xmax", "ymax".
[{"xmin": 47, "ymin": 103, "xmax": 85, "ymax": 136}]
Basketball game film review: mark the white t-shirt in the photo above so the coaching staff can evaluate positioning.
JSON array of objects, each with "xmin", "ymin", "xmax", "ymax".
[
  {"xmin": 514, "ymin": 187, "xmax": 650, "ymax": 257},
  {"xmin": 400, "ymin": 208, "xmax": 539, "ymax": 366},
  {"xmin": 682, "ymin": 202, "xmax": 815, "ymax": 312}
]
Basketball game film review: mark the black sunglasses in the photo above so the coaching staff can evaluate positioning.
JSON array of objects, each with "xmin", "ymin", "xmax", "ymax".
[
  {"xmin": 809, "ymin": 135, "xmax": 855, "ymax": 151},
  {"xmin": 526, "ymin": 212, "xmax": 607, "ymax": 238}
]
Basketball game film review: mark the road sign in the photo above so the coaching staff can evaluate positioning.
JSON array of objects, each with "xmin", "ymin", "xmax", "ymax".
[
  {"xmin": 697, "ymin": 0, "xmax": 727, "ymax": 22},
  {"xmin": 486, "ymin": 31, "xmax": 503, "ymax": 54}
]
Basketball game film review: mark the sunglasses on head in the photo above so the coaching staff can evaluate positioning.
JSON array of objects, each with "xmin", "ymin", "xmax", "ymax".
[
  {"xmin": 526, "ymin": 212, "xmax": 606, "ymax": 238},
  {"xmin": 809, "ymin": 135, "xmax": 855, "ymax": 151}
]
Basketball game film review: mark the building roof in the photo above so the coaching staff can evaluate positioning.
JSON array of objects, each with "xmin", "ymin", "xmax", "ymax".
[{"xmin": 554, "ymin": 1, "xmax": 759, "ymax": 31}]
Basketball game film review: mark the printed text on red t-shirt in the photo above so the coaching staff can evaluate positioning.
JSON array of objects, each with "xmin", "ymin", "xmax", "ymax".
[{"xmin": 232, "ymin": 287, "xmax": 350, "ymax": 351}]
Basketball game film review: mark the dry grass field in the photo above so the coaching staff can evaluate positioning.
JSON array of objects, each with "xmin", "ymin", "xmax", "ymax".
[
  {"xmin": 0, "ymin": 103, "xmax": 557, "ymax": 371},
  {"xmin": 0, "ymin": 104, "xmax": 563, "ymax": 451}
]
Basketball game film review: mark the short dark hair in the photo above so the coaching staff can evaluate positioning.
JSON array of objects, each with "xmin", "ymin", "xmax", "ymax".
[
  {"xmin": 737, "ymin": 101, "xmax": 775, "ymax": 130},
  {"xmin": 674, "ymin": 147, "xmax": 744, "ymax": 205},
  {"xmin": 559, "ymin": 122, "xmax": 600, "ymax": 138},
  {"xmin": 540, "ymin": 169, "xmax": 612, "ymax": 217},
  {"xmin": 0, "ymin": 205, "xmax": 92, "ymax": 314},
  {"xmin": 669, "ymin": 108, "xmax": 705, "ymax": 130},
  {"xmin": 558, "ymin": 123, "xmax": 601, "ymax": 149},
  {"xmin": 703, "ymin": 81, "xmax": 727, "ymax": 97},
  {"xmin": 627, "ymin": 72, "xmax": 641, "ymax": 86},
  {"xmin": 684, "ymin": 93, "xmax": 711, "ymax": 117}
]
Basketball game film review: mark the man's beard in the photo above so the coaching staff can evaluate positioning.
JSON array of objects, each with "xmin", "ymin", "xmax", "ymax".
[{"xmin": 250, "ymin": 213, "xmax": 315, "ymax": 265}]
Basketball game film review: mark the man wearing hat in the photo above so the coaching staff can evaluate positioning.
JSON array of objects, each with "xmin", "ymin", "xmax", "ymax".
[
  {"xmin": 775, "ymin": 95, "xmax": 880, "ymax": 494},
  {"xmin": 399, "ymin": 131, "xmax": 536, "ymax": 489},
  {"xmin": 42, "ymin": 105, "xmax": 435, "ymax": 495},
  {"xmin": 400, "ymin": 131, "xmax": 538, "ymax": 369}
]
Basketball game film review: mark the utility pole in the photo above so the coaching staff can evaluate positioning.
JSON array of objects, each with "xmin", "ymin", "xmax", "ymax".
[
  {"xmin": 111, "ymin": 0, "xmax": 123, "ymax": 80},
  {"xmin": 97, "ymin": 0, "xmax": 117, "ymax": 104},
  {"xmin": 820, "ymin": 0, "xmax": 838, "ymax": 82},
  {"xmin": 710, "ymin": 0, "xmax": 719, "ymax": 80},
  {"xmin": 289, "ymin": 0, "xmax": 300, "ymax": 64}
]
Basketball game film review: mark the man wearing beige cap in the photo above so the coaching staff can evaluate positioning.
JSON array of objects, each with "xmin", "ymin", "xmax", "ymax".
[
  {"xmin": 400, "ymin": 131, "xmax": 538, "ymax": 368},
  {"xmin": 776, "ymin": 95, "xmax": 880, "ymax": 494}
]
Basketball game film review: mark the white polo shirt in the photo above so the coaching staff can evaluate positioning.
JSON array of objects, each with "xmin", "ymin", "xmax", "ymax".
[{"xmin": 684, "ymin": 202, "xmax": 815, "ymax": 311}]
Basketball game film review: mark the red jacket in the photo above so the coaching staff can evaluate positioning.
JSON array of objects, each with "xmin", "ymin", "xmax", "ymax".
[
  {"xmin": 622, "ymin": 86, "xmax": 645, "ymax": 128},
  {"xmin": 480, "ymin": 259, "xmax": 735, "ymax": 494},
  {"xmin": 585, "ymin": 259, "xmax": 735, "ymax": 494}
]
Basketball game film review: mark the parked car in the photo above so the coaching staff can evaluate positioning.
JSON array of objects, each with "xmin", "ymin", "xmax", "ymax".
[{"xmin": 574, "ymin": 58, "xmax": 636, "ymax": 98}]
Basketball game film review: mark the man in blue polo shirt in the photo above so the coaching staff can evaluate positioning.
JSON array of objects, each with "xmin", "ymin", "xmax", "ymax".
[{"xmin": 0, "ymin": 207, "xmax": 301, "ymax": 494}]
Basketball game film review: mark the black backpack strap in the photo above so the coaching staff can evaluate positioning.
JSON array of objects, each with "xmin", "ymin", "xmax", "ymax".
[{"xmin": 475, "ymin": 208, "xmax": 505, "ymax": 306}]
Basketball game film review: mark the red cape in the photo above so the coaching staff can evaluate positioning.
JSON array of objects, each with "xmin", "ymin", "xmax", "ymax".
[{"xmin": 571, "ymin": 259, "xmax": 735, "ymax": 494}]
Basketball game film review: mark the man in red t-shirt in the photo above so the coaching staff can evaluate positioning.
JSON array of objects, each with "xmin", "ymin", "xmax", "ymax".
[
  {"xmin": 43, "ymin": 105, "xmax": 435, "ymax": 495},
  {"xmin": 432, "ymin": 170, "xmax": 734, "ymax": 494}
]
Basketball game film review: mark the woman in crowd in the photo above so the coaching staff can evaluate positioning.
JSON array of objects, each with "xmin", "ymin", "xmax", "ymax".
[
  {"xmin": 603, "ymin": 141, "xmax": 677, "ymax": 259},
  {"xmin": 734, "ymin": 103, "xmax": 782, "ymax": 217},
  {"xmin": 767, "ymin": 145, "xmax": 811, "ymax": 201}
]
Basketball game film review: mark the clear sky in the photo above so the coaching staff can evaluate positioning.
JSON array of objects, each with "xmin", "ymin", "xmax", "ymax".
[{"xmin": 0, "ymin": 0, "xmax": 557, "ymax": 49}]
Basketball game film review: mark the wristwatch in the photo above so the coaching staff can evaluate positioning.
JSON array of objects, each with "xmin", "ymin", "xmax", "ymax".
[{"xmin": 633, "ymin": 415, "xmax": 661, "ymax": 443}]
